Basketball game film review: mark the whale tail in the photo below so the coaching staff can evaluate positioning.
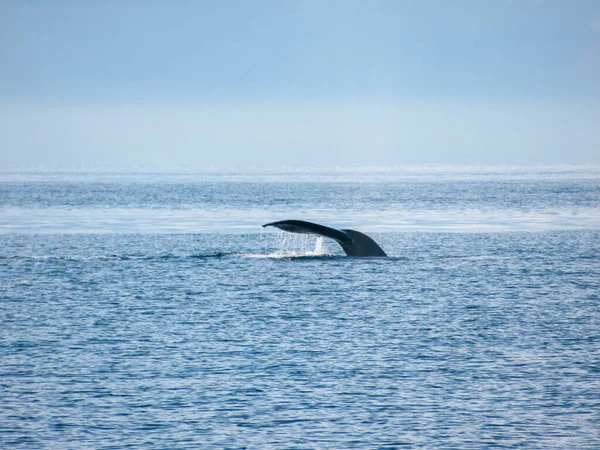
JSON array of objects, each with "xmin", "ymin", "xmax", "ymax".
[{"xmin": 262, "ymin": 220, "xmax": 387, "ymax": 257}]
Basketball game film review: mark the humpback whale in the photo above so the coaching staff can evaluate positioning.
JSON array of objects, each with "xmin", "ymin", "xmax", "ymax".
[{"xmin": 263, "ymin": 220, "xmax": 387, "ymax": 257}]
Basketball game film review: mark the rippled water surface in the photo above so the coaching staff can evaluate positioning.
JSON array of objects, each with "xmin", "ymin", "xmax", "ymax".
[{"xmin": 1, "ymin": 167, "xmax": 599, "ymax": 448}]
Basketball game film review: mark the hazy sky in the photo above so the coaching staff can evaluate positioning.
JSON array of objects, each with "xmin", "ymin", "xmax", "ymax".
[{"xmin": 1, "ymin": 0, "xmax": 599, "ymax": 167}]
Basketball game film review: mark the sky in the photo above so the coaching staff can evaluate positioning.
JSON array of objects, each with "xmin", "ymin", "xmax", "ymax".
[{"xmin": 1, "ymin": 0, "xmax": 599, "ymax": 167}]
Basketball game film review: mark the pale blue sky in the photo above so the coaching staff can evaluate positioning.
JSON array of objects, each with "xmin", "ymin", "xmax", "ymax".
[{"xmin": 1, "ymin": 0, "xmax": 599, "ymax": 166}]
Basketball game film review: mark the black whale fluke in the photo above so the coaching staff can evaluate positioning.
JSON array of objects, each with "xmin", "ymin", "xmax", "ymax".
[{"xmin": 262, "ymin": 220, "xmax": 387, "ymax": 257}]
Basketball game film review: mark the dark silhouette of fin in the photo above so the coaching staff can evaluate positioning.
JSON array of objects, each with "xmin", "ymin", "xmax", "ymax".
[{"xmin": 263, "ymin": 220, "xmax": 387, "ymax": 257}]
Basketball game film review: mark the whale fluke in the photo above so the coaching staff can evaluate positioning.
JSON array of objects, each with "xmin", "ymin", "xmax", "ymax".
[{"xmin": 263, "ymin": 220, "xmax": 387, "ymax": 257}]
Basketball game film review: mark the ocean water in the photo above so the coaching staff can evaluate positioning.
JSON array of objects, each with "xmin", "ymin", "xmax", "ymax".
[{"xmin": 1, "ymin": 166, "xmax": 599, "ymax": 448}]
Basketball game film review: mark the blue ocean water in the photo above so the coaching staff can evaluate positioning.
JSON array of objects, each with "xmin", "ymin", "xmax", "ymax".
[{"xmin": 1, "ymin": 166, "xmax": 599, "ymax": 448}]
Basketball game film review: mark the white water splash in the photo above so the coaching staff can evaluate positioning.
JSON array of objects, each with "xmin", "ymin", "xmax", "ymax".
[
  {"xmin": 236, "ymin": 232, "xmax": 331, "ymax": 258},
  {"xmin": 314, "ymin": 236, "xmax": 325, "ymax": 255}
]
